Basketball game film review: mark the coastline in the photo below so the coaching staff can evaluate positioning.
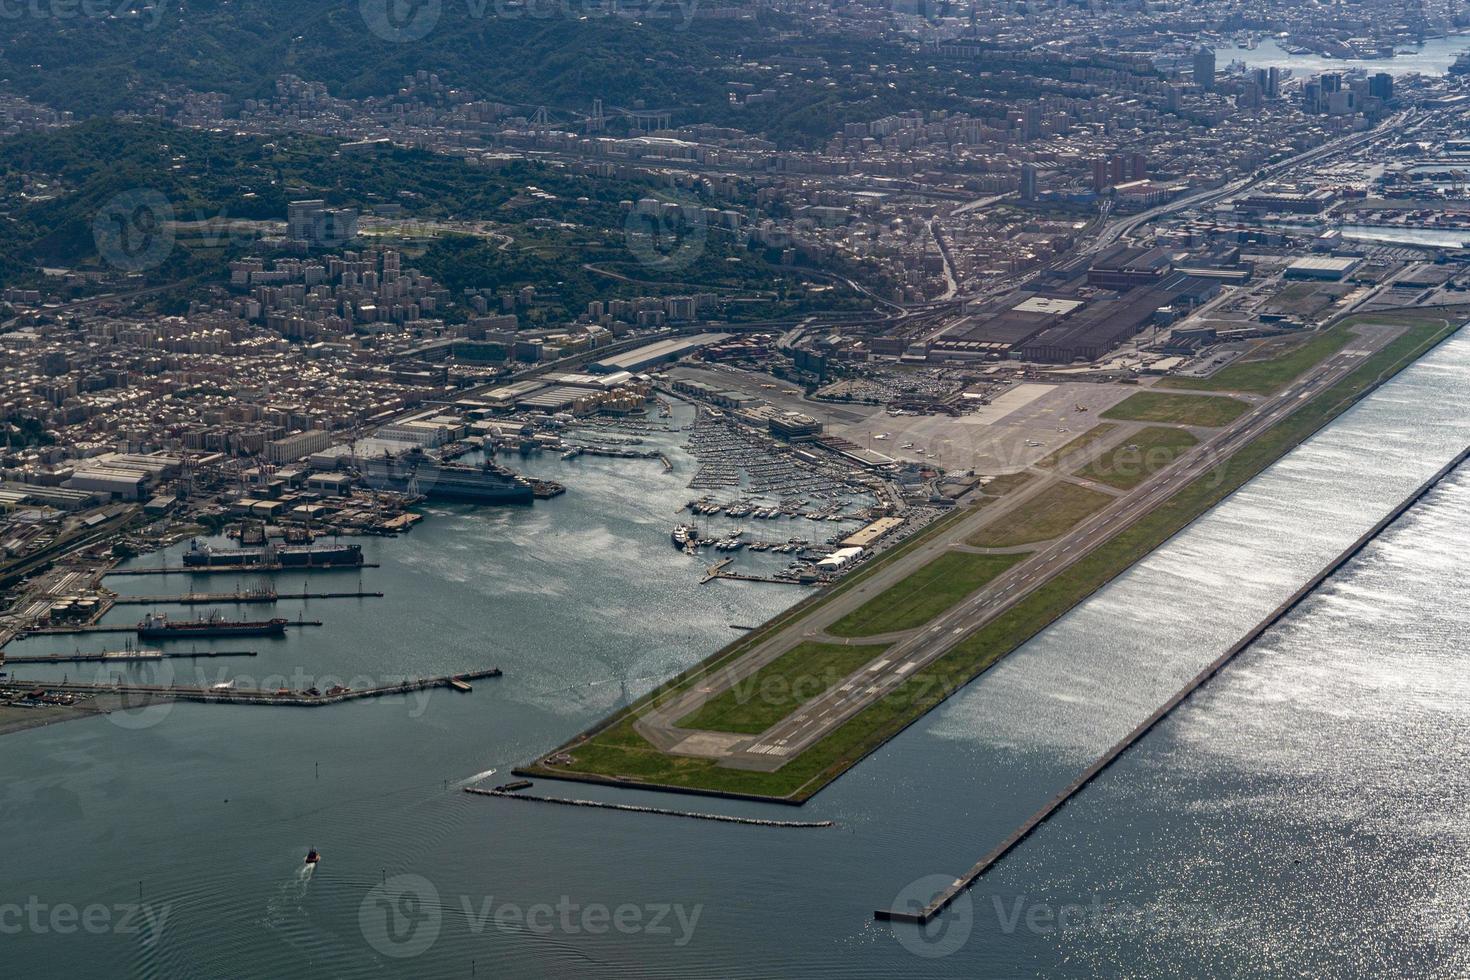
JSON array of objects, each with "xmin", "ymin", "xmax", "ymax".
[{"xmin": 521, "ymin": 311, "xmax": 1469, "ymax": 803}]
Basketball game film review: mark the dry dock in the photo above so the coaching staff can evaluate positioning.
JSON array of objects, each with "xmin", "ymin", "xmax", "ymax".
[{"xmin": 876, "ymin": 442, "xmax": 1470, "ymax": 925}]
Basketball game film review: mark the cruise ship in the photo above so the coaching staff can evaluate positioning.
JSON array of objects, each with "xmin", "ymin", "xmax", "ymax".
[
  {"xmin": 183, "ymin": 539, "xmax": 364, "ymax": 568},
  {"xmin": 357, "ymin": 454, "xmax": 535, "ymax": 505}
]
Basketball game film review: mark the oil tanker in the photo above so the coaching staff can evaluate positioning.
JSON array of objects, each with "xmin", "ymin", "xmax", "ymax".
[
  {"xmin": 182, "ymin": 539, "xmax": 364, "ymax": 568},
  {"xmin": 137, "ymin": 612, "xmax": 288, "ymax": 640}
]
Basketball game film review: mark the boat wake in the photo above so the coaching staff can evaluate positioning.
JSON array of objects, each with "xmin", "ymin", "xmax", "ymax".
[{"xmin": 455, "ymin": 767, "xmax": 497, "ymax": 787}]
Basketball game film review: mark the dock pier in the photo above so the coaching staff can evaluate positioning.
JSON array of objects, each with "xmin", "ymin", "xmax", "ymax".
[
  {"xmin": 0, "ymin": 667, "xmax": 503, "ymax": 707},
  {"xmin": 108, "ymin": 590, "xmax": 383, "ymax": 605},
  {"xmin": 107, "ymin": 563, "xmax": 380, "ymax": 576},
  {"xmin": 20, "ymin": 620, "xmax": 323, "ymax": 637},
  {"xmin": 1, "ymin": 649, "xmax": 258, "ymax": 664},
  {"xmin": 875, "ymin": 442, "xmax": 1470, "ymax": 925}
]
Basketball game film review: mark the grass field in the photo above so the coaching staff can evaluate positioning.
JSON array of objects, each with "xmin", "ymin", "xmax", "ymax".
[
  {"xmin": 675, "ymin": 642, "xmax": 890, "ymax": 735},
  {"xmin": 1161, "ymin": 327, "xmax": 1355, "ymax": 396},
  {"xmin": 980, "ymin": 471, "xmax": 1036, "ymax": 497},
  {"xmin": 1102, "ymin": 390, "xmax": 1251, "ymax": 427},
  {"xmin": 967, "ymin": 481, "xmax": 1113, "ymax": 548},
  {"xmin": 1034, "ymin": 423, "xmax": 1120, "ymax": 469},
  {"xmin": 1076, "ymin": 426, "xmax": 1199, "ymax": 490},
  {"xmin": 828, "ymin": 550, "xmax": 1026, "ymax": 638},
  {"xmin": 520, "ymin": 313, "xmax": 1462, "ymax": 801}
]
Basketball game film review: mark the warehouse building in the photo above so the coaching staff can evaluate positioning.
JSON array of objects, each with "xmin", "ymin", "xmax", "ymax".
[
  {"xmin": 588, "ymin": 333, "xmax": 731, "ymax": 374},
  {"xmin": 1284, "ymin": 256, "xmax": 1360, "ymax": 281}
]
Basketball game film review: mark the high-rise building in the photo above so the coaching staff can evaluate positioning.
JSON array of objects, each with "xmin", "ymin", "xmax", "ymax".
[
  {"xmin": 1369, "ymin": 73, "xmax": 1394, "ymax": 100},
  {"xmin": 287, "ymin": 200, "xmax": 326, "ymax": 241},
  {"xmin": 1023, "ymin": 106, "xmax": 1042, "ymax": 140},
  {"xmin": 1020, "ymin": 163, "xmax": 1038, "ymax": 201},
  {"xmin": 287, "ymin": 200, "xmax": 359, "ymax": 248},
  {"xmin": 1193, "ymin": 46, "xmax": 1216, "ymax": 91},
  {"xmin": 1303, "ymin": 80, "xmax": 1323, "ymax": 114}
]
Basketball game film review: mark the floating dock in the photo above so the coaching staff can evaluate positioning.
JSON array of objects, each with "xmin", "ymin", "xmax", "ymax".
[
  {"xmin": 463, "ymin": 787, "xmax": 833, "ymax": 827},
  {"xmin": 875, "ymin": 441, "xmax": 1470, "ymax": 925}
]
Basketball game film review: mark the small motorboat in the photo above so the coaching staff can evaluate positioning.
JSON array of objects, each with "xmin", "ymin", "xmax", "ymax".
[{"xmin": 305, "ymin": 848, "xmax": 320, "ymax": 865}]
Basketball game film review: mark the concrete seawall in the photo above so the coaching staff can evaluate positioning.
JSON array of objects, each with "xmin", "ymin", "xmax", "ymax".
[
  {"xmin": 877, "ymin": 441, "xmax": 1470, "ymax": 924},
  {"xmin": 465, "ymin": 786, "xmax": 834, "ymax": 827}
]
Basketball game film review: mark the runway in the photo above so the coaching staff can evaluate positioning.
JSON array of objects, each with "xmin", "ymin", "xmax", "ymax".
[{"xmin": 632, "ymin": 321, "xmax": 1412, "ymax": 775}]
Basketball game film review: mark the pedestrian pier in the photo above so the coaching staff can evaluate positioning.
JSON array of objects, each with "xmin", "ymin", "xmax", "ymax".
[{"xmin": 876, "ymin": 442, "xmax": 1470, "ymax": 925}]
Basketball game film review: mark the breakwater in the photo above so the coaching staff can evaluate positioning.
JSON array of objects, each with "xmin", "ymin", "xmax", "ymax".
[
  {"xmin": 464, "ymin": 787, "xmax": 834, "ymax": 827},
  {"xmin": 877, "ymin": 441, "xmax": 1470, "ymax": 924}
]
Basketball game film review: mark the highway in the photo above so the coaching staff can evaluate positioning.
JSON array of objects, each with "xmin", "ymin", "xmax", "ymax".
[{"xmin": 635, "ymin": 321, "xmax": 1401, "ymax": 773}]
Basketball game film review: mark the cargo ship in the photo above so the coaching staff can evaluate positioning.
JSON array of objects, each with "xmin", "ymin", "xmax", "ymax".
[
  {"xmin": 182, "ymin": 539, "xmax": 364, "ymax": 568},
  {"xmin": 357, "ymin": 454, "xmax": 535, "ymax": 505},
  {"xmin": 137, "ymin": 612, "xmax": 288, "ymax": 640}
]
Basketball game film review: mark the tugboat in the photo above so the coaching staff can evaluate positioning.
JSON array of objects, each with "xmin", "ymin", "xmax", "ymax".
[{"xmin": 305, "ymin": 848, "xmax": 320, "ymax": 866}]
